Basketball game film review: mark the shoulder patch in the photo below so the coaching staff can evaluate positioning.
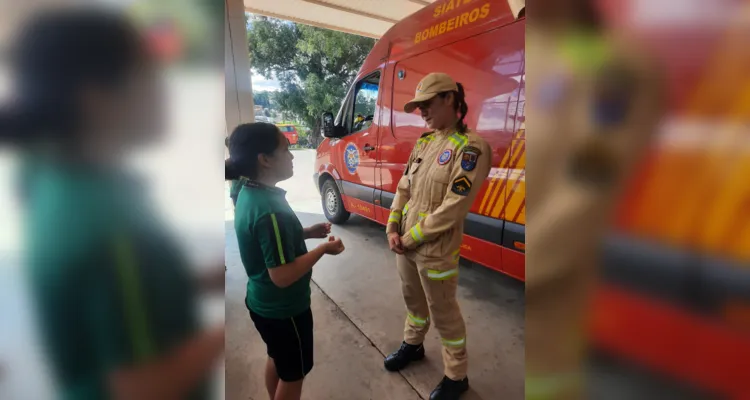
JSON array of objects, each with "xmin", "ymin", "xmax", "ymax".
[
  {"xmin": 460, "ymin": 146, "xmax": 480, "ymax": 171},
  {"xmin": 451, "ymin": 176, "xmax": 473, "ymax": 196},
  {"xmin": 462, "ymin": 145, "xmax": 482, "ymax": 156}
]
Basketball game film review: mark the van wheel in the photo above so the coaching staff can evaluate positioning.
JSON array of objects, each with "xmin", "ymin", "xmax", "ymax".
[{"xmin": 321, "ymin": 179, "xmax": 350, "ymax": 224}]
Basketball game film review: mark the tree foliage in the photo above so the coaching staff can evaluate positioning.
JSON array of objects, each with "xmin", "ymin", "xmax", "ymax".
[
  {"xmin": 253, "ymin": 91, "xmax": 272, "ymax": 108},
  {"xmin": 247, "ymin": 15, "xmax": 376, "ymax": 143}
]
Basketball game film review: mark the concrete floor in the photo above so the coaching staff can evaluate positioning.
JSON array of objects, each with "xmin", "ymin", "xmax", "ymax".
[{"xmin": 225, "ymin": 150, "xmax": 525, "ymax": 400}]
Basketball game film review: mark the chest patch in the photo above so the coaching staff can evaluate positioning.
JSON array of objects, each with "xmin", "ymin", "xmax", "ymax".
[{"xmin": 437, "ymin": 149, "xmax": 452, "ymax": 165}]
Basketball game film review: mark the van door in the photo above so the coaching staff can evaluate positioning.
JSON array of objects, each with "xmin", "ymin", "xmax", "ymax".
[{"xmin": 330, "ymin": 71, "xmax": 382, "ymax": 220}]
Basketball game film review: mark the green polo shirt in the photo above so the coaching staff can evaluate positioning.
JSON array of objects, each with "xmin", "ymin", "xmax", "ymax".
[
  {"xmin": 229, "ymin": 178, "xmax": 245, "ymax": 200},
  {"xmin": 234, "ymin": 181, "xmax": 310, "ymax": 319},
  {"xmin": 23, "ymin": 161, "xmax": 206, "ymax": 400}
]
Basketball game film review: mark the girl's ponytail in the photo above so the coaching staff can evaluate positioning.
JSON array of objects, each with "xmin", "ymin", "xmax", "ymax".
[{"xmin": 225, "ymin": 158, "xmax": 240, "ymax": 181}]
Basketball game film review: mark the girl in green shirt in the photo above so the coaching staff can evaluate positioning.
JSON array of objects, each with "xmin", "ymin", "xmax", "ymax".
[{"xmin": 227, "ymin": 122, "xmax": 345, "ymax": 400}]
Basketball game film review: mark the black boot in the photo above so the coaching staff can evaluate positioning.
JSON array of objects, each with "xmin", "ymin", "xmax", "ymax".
[
  {"xmin": 429, "ymin": 376, "xmax": 469, "ymax": 400},
  {"xmin": 383, "ymin": 342, "xmax": 425, "ymax": 372}
]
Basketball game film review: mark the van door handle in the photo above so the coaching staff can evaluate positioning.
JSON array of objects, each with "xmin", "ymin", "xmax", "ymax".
[{"xmin": 364, "ymin": 145, "xmax": 375, "ymax": 152}]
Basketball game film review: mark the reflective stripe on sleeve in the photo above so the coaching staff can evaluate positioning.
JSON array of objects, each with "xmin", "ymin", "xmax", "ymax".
[
  {"xmin": 410, "ymin": 224, "xmax": 425, "ymax": 244},
  {"xmin": 441, "ymin": 337, "xmax": 466, "ymax": 347},
  {"xmin": 270, "ymin": 214, "xmax": 286, "ymax": 264},
  {"xmin": 407, "ymin": 313, "xmax": 429, "ymax": 327},
  {"xmin": 448, "ymin": 133, "xmax": 468, "ymax": 150},
  {"xmin": 417, "ymin": 135, "xmax": 435, "ymax": 147},
  {"xmin": 403, "ymin": 204, "xmax": 409, "ymax": 215},
  {"xmin": 388, "ymin": 210, "xmax": 403, "ymax": 224},
  {"xmin": 452, "ymin": 249, "xmax": 461, "ymax": 264},
  {"xmin": 427, "ymin": 268, "xmax": 458, "ymax": 280},
  {"xmin": 418, "ymin": 212, "xmax": 427, "ymax": 222}
]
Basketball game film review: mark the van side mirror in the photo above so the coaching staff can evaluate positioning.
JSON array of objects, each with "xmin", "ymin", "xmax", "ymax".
[
  {"xmin": 322, "ymin": 112, "xmax": 346, "ymax": 138},
  {"xmin": 322, "ymin": 112, "xmax": 336, "ymax": 138}
]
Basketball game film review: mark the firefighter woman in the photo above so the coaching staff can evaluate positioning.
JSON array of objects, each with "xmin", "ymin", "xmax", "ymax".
[{"xmin": 384, "ymin": 73, "xmax": 492, "ymax": 400}]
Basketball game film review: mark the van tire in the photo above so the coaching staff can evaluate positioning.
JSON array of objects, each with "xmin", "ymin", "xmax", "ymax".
[{"xmin": 321, "ymin": 179, "xmax": 350, "ymax": 224}]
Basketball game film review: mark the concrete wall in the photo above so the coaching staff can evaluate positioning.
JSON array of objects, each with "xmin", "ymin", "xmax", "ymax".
[{"xmin": 225, "ymin": 0, "xmax": 254, "ymax": 136}]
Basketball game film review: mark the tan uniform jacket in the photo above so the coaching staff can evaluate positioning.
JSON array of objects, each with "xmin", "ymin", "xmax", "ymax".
[{"xmin": 387, "ymin": 128, "xmax": 492, "ymax": 265}]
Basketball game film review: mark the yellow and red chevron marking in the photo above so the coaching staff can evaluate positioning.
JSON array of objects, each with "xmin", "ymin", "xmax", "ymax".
[
  {"xmin": 622, "ymin": 23, "xmax": 750, "ymax": 261},
  {"xmin": 478, "ymin": 128, "xmax": 526, "ymax": 224}
]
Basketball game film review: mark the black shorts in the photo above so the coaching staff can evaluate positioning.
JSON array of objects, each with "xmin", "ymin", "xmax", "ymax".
[{"xmin": 249, "ymin": 308, "xmax": 314, "ymax": 382}]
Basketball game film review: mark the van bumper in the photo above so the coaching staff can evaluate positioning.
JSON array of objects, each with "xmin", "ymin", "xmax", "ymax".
[{"xmin": 313, "ymin": 173, "xmax": 320, "ymax": 193}]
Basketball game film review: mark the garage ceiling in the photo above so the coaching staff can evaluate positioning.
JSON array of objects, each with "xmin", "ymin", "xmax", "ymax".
[{"xmin": 244, "ymin": 0, "xmax": 436, "ymax": 38}]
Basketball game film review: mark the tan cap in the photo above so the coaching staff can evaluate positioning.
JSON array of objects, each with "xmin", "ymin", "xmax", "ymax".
[{"xmin": 404, "ymin": 72, "xmax": 458, "ymax": 113}]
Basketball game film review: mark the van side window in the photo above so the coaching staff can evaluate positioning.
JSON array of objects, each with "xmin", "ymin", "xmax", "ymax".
[{"xmin": 350, "ymin": 72, "xmax": 381, "ymax": 134}]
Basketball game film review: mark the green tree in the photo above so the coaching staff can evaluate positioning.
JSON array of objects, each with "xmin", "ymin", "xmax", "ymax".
[
  {"xmin": 247, "ymin": 15, "xmax": 376, "ymax": 145},
  {"xmin": 253, "ymin": 91, "xmax": 272, "ymax": 108}
]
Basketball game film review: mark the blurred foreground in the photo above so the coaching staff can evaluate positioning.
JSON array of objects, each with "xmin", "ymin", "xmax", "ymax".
[
  {"xmin": 0, "ymin": 2, "xmax": 224, "ymax": 399},
  {"xmin": 527, "ymin": 0, "xmax": 750, "ymax": 398}
]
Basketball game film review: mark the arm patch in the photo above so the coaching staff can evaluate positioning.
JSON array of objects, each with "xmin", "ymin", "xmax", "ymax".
[
  {"xmin": 451, "ymin": 176, "xmax": 473, "ymax": 196},
  {"xmin": 460, "ymin": 146, "xmax": 481, "ymax": 171}
]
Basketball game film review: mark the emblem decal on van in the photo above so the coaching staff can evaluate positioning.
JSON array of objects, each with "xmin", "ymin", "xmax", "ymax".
[
  {"xmin": 345, "ymin": 143, "xmax": 360, "ymax": 174},
  {"xmin": 438, "ymin": 149, "xmax": 452, "ymax": 165}
]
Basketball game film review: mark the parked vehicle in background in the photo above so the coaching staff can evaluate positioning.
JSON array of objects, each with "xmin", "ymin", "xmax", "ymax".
[{"xmin": 277, "ymin": 123, "xmax": 299, "ymax": 145}]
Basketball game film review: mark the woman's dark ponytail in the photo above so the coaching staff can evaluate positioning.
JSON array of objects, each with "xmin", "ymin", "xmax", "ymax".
[
  {"xmin": 454, "ymin": 83, "xmax": 469, "ymax": 134},
  {"xmin": 0, "ymin": 107, "xmax": 21, "ymax": 146},
  {"xmin": 225, "ymin": 159, "xmax": 240, "ymax": 181}
]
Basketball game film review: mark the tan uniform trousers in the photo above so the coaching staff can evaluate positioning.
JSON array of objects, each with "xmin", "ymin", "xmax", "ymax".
[{"xmin": 397, "ymin": 250, "xmax": 468, "ymax": 380}]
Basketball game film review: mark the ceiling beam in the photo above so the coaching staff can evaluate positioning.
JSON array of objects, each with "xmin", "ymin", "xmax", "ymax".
[
  {"xmin": 300, "ymin": 0, "xmax": 399, "ymax": 24},
  {"xmin": 246, "ymin": 7, "xmax": 382, "ymax": 39},
  {"xmin": 408, "ymin": 0, "xmax": 431, "ymax": 6}
]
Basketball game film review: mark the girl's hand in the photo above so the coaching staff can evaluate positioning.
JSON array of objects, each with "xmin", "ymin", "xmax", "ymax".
[
  {"xmin": 305, "ymin": 223, "xmax": 332, "ymax": 239},
  {"xmin": 323, "ymin": 236, "xmax": 345, "ymax": 255}
]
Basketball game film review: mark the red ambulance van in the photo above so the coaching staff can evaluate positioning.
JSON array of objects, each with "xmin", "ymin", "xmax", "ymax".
[{"xmin": 314, "ymin": 0, "xmax": 527, "ymax": 280}]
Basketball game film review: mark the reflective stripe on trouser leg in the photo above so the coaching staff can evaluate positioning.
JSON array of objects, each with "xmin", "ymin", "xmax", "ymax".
[
  {"xmin": 419, "ymin": 261, "xmax": 467, "ymax": 380},
  {"xmin": 396, "ymin": 254, "xmax": 430, "ymax": 345}
]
